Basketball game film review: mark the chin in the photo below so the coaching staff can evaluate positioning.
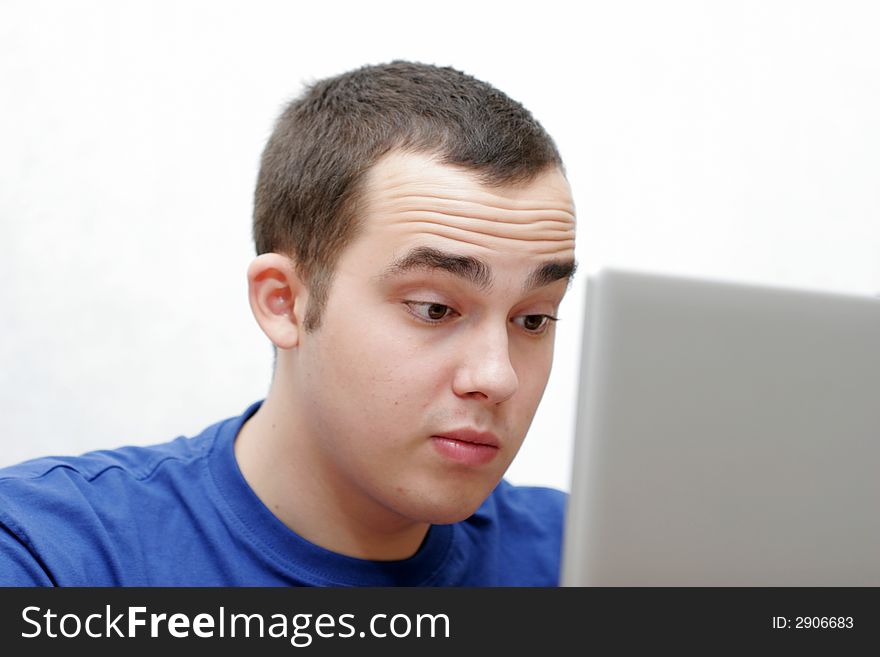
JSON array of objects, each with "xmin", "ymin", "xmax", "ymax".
[
  {"xmin": 421, "ymin": 505, "xmax": 481, "ymax": 525},
  {"xmin": 392, "ymin": 484, "xmax": 494, "ymax": 525}
]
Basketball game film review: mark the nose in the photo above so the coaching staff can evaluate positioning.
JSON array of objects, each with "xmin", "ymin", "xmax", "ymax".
[{"xmin": 452, "ymin": 323, "xmax": 519, "ymax": 404}]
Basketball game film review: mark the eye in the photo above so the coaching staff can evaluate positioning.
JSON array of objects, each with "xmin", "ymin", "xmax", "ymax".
[
  {"xmin": 404, "ymin": 301, "xmax": 458, "ymax": 324},
  {"xmin": 512, "ymin": 314, "xmax": 558, "ymax": 334}
]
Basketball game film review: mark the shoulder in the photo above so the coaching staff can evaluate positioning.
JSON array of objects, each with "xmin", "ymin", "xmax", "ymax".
[
  {"xmin": 0, "ymin": 433, "xmax": 212, "ymax": 511},
  {"xmin": 458, "ymin": 480, "xmax": 567, "ymax": 585},
  {"xmin": 476, "ymin": 479, "xmax": 567, "ymax": 535},
  {"xmin": 0, "ymin": 433, "xmax": 214, "ymax": 586}
]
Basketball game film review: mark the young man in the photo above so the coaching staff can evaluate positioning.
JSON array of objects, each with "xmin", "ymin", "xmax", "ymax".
[{"xmin": 0, "ymin": 61, "xmax": 577, "ymax": 586}]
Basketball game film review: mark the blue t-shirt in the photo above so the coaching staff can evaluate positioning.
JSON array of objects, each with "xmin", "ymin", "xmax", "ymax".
[{"xmin": 0, "ymin": 402, "xmax": 566, "ymax": 586}]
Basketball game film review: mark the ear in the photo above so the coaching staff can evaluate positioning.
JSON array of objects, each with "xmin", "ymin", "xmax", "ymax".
[{"xmin": 247, "ymin": 253, "xmax": 308, "ymax": 349}]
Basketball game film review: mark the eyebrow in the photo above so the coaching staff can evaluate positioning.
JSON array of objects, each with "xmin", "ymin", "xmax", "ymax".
[{"xmin": 379, "ymin": 246, "xmax": 577, "ymax": 292}]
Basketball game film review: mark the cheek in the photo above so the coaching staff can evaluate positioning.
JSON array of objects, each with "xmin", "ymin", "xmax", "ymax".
[
  {"xmin": 317, "ymin": 310, "xmax": 448, "ymax": 416},
  {"xmin": 512, "ymin": 344, "xmax": 555, "ymax": 407}
]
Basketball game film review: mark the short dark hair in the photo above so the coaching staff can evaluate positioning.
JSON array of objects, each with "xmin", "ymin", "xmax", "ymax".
[{"xmin": 253, "ymin": 60, "xmax": 563, "ymax": 331}]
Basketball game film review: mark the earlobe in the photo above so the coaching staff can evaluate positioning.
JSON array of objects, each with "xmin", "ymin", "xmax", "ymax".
[{"xmin": 247, "ymin": 254, "xmax": 307, "ymax": 349}]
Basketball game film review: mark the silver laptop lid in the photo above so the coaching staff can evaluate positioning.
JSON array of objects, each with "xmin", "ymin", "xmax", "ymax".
[{"xmin": 562, "ymin": 269, "xmax": 880, "ymax": 586}]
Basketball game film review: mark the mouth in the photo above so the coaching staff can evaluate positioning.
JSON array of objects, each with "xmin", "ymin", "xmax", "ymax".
[{"xmin": 430, "ymin": 429, "xmax": 501, "ymax": 466}]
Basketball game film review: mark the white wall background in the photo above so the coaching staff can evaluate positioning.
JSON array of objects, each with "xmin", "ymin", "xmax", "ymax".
[{"xmin": 2, "ymin": 0, "xmax": 878, "ymax": 491}]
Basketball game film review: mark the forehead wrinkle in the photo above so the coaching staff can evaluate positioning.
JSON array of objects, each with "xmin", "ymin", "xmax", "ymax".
[
  {"xmin": 376, "ymin": 194, "xmax": 575, "ymax": 227},
  {"xmin": 379, "ymin": 246, "xmax": 494, "ymax": 292},
  {"xmin": 385, "ymin": 191, "xmax": 576, "ymax": 218},
  {"xmin": 378, "ymin": 221, "xmax": 576, "ymax": 258},
  {"xmin": 389, "ymin": 216, "xmax": 574, "ymax": 246}
]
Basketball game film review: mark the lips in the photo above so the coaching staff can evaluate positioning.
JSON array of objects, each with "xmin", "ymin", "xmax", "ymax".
[
  {"xmin": 434, "ymin": 429, "xmax": 500, "ymax": 447},
  {"xmin": 430, "ymin": 429, "xmax": 500, "ymax": 466}
]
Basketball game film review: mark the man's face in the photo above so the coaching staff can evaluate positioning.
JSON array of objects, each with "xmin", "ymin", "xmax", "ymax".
[{"xmin": 292, "ymin": 151, "xmax": 576, "ymax": 525}]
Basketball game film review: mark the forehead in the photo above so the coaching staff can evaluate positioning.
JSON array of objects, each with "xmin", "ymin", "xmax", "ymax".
[{"xmin": 353, "ymin": 151, "xmax": 577, "ymax": 268}]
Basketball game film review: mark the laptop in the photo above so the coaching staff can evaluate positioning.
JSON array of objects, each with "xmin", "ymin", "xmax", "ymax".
[{"xmin": 561, "ymin": 269, "xmax": 880, "ymax": 586}]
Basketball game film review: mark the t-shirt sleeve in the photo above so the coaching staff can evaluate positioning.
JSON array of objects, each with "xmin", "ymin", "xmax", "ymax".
[{"xmin": 0, "ymin": 522, "xmax": 54, "ymax": 586}]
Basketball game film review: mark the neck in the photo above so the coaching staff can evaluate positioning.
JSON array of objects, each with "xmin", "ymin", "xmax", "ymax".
[{"xmin": 234, "ymin": 375, "xmax": 430, "ymax": 561}]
